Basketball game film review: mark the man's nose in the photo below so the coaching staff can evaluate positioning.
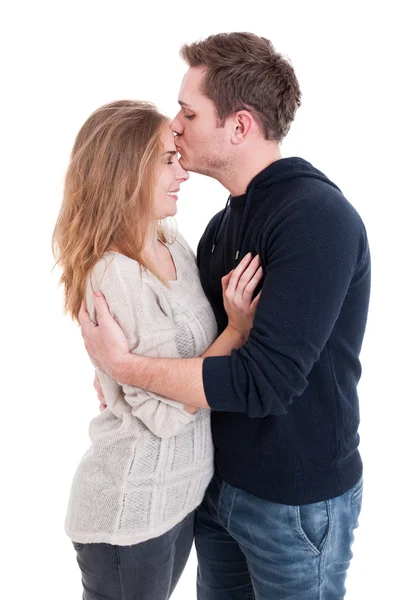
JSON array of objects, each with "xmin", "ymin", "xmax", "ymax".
[{"xmin": 170, "ymin": 115, "xmax": 183, "ymax": 136}]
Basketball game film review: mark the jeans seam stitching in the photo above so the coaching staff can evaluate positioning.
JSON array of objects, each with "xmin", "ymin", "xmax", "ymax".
[
  {"xmin": 319, "ymin": 500, "xmax": 333, "ymax": 586},
  {"xmin": 116, "ymin": 546, "xmax": 125, "ymax": 600},
  {"xmin": 217, "ymin": 480, "xmax": 226, "ymax": 524},
  {"xmin": 244, "ymin": 555, "xmax": 256, "ymax": 600},
  {"xmin": 226, "ymin": 486, "xmax": 238, "ymax": 531}
]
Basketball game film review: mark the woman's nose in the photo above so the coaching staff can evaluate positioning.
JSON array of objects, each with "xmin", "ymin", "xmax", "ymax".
[{"xmin": 177, "ymin": 166, "xmax": 189, "ymax": 182}]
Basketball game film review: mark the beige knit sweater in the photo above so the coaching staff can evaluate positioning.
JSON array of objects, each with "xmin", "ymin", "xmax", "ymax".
[{"xmin": 65, "ymin": 233, "xmax": 218, "ymax": 546}]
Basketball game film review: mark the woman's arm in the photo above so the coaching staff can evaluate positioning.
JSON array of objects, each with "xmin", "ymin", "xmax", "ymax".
[
  {"xmin": 177, "ymin": 255, "xmax": 264, "ymax": 414},
  {"xmin": 201, "ymin": 325, "xmax": 246, "ymax": 359},
  {"xmin": 175, "ymin": 234, "xmax": 262, "ymax": 361},
  {"xmin": 201, "ymin": 253, "xmax": 262, "ymax": 359}
]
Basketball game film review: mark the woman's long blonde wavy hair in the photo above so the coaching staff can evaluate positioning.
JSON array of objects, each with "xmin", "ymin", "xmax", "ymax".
[{"xmin": 52, "ymin": 100, "xmax": 176, "ymax": 321}]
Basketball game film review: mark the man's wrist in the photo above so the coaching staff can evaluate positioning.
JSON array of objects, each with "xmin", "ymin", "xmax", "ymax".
[{"xmin": 113, "ymin": 353, "xmax": 137, "ymax": 385}]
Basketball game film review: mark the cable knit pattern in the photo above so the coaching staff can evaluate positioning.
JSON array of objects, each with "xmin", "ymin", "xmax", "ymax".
[{"xmin": 65, "ymin": 233, "xmax": 218, "ymax": 545}]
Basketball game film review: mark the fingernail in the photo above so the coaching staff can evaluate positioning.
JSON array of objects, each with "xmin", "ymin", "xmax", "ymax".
[{"xmin": 94, "ymin": 290, "xmax": 101, "ymax": 297}]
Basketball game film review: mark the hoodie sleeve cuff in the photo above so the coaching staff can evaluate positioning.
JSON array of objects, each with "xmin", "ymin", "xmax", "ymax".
[{"xmin": 202, "ymin": 355, "xmax": 247, "ymax": 413}]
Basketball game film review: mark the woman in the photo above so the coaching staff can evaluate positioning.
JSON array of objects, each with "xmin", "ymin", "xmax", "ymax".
[{"xmin": 52, "ymin": 100, "xmax": 262, "ymax": 600}]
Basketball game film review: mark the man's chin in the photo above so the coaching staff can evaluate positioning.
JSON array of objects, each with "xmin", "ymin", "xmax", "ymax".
[
  {"xmin": 179, "ymin": 157, "xmax": 194, "ymax": 173},
  {"xmin": 180, "ymin": 159, "xmax": 203, "ymax": 175},
  {"xmin": 178, "ymin": 154, "xmax": 189, "ymax": 166},
  {"xmin": 179, "ymin": 155, "xmax": 214, "ymax": 177}
]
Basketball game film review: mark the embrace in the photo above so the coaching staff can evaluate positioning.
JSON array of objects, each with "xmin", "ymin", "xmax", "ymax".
[{"xmin": 53, "ymin": 32, "xmax": 370, "ymax": 600}]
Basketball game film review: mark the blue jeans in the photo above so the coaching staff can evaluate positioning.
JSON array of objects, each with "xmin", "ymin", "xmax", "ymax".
[
  {"xmin": 195, "ymin": 474, "xmax": 363, "ymax": 600},
  {"xmin": 72, "ymin": 511, "xmax": 194, "ymax": 600}
]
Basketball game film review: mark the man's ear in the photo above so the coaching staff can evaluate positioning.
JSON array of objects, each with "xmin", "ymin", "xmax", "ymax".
[{"xmin": 230, "ymin": 110, "xmax": 256, "ymax": 145}]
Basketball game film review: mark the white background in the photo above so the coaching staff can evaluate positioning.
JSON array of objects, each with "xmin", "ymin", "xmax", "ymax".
[{"xmin": 1, "ymin": 1, "xmax": 397, "ymax": 598}]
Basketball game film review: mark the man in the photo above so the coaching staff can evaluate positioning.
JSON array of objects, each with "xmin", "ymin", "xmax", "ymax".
[{"xmin": 80, "ymin": 33, "xmax": 370, "ymax": 599}]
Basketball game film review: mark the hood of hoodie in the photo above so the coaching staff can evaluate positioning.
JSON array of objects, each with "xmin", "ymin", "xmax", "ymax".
[{"xmin": 211, "ymin": 157, "xmax": 342, "ymax": 262}]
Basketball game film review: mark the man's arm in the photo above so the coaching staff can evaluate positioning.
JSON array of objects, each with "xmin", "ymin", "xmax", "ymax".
[
  {"xmin": 117, "ymin": 353, "xmax": 209, "ymax": 408},
  {"xmin": 201, "ymin": 197, "xmax": 370, "ymax": 416},
  {"xmin": 84, "ymin": 298, "xmax": 253, "ymax": 410},
  {"xmin": 80, "ymin": 253, "xmax": 262, "ymax": 410}
]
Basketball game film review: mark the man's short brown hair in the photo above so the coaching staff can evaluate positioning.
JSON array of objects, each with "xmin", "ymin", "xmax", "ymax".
[{"xmin": 180, "ymin": 32, "xmax": 301, "ymax": 141}]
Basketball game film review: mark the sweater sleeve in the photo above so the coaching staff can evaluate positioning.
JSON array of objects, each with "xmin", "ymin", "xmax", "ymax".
[
  {"xmin": 202, "ymin": 196, "xmax": 369, "ymax": 417},
  {"xmin": 86, "ymin": 254, "xmax": 196, "ymax": 438}
]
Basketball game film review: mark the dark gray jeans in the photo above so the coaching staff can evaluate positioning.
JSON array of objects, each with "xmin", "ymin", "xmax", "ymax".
[{"xmin": 72, "ymin": 511, "xmax": 195, "ymax": 600}]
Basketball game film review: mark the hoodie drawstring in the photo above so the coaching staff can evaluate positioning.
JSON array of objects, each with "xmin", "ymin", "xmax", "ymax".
[
  {"xmin": 234, "ymin": 185, "xmax": 255, "ymax": 262},
  {"xmin": 211, "ymin": 186, "xmax": 256, "ymax": 262},
  {"xmin": 211, "ymin": 196, "xmax": 231, "ymax": 253}
]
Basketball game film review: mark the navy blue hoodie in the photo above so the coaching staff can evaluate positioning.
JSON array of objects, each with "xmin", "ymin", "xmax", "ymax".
[{"xmin": 198, "ymin": 157, "xmax": 370, "ymax": 505}]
